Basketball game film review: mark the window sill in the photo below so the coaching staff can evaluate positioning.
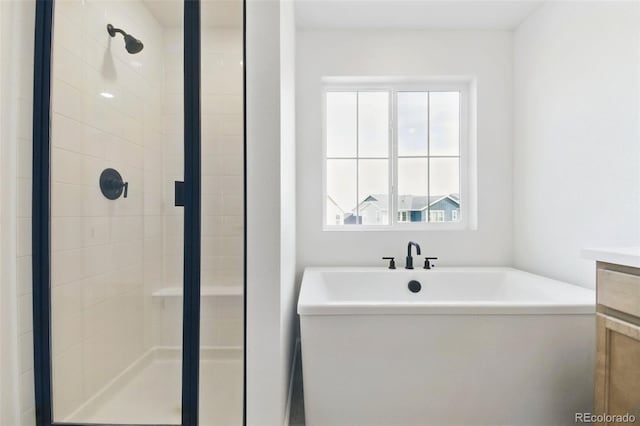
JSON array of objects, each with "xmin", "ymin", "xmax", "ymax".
[{"xmin": 322, "ymin": 223, "xmax": 476, "ymax": 232}]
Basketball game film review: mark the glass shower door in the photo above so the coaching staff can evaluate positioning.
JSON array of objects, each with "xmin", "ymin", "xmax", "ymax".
[
  {"xmin": 42, "ymin": 0, "xmax": 244, "ymax": 424},
  {"xmin": 49, "ymin": 0, "xmax": 185, "ymax": 423},
  {"xmin": 199, "ymin": 1, "xmax": 245, "ymax": 425}
]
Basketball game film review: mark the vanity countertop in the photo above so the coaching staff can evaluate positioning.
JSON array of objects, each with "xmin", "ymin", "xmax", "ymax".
[{"xmin": 582, "ymin": 247, "xmax": 640, "ymax": 269}]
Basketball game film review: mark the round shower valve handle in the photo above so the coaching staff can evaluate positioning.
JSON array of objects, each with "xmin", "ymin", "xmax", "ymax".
[{"xmin": 100, "ymin": 168, "xmax": 128, "ymax": 200}]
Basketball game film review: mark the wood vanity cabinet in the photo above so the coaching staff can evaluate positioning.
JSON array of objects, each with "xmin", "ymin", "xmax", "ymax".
[{"xmin": 594, "ymin": 262, "xmax": 640, "ymax": 425}]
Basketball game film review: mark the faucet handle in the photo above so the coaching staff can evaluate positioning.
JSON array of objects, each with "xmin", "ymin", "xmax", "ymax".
[
  {"xmin": 382, "ymin": 257, "xmax": 396, "ymax": 270},
  {"xmin": 423, "ymin": 257, "xmax": 438, "ymax": 270}
]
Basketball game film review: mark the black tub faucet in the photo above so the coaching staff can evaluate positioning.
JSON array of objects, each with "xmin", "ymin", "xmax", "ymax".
[{"xmin": 406, "ymin": 241, "xmax": 421, "ymax": 269}]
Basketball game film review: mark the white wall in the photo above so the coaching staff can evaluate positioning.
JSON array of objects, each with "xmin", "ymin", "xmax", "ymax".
[
  {"xmin": 280, "ymin": 0, "xmax": 297, "ymax": 424},
  {"xmin": 247, "ymin": 1, "xmax": 283, "ymax": 422},
  {"xmin": 0, "ymin": 1, "xmax": 35, "ymax": 425},
  {"xmin": 247, "ymin": 0, "xmax": 297, "ymax": 424},
  {"xmin": 296, "ymin": 30, "xmax": 513, "ymax": 272},
  {"xmin": 513, "ymin": 1, "xmax": 640, "ymax": 289}
]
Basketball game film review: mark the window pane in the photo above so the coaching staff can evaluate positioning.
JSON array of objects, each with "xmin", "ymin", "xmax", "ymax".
[
  {"xmin": 398, "ymin": 92, "xmax": 428, "ymax": 156},
  {"xmin": 429, "ymin": 210, "xmax": 445, "ymax": 222},
  {"xmin": 326, "ymin": 92, "xmax": 357, "ymax": 157},
  {"xmin": 397, "ymin": 158, "xmax": 428, "ymax": 223},
  {"xmin": 358, "ymin": 159, "xmax": 389, "ymax": 225},
  {"xmin": 429, "ymin": 158, "xmax": 460, "ymax": 222},
  {"xmin": 429, "ymin": 92, "xmax": 460, "ymax": 156},
  {"xmin": 358, "ymin": 92, "xmax": 389, "ymax": 158},
  {"xmin": 326, "ymin": 159, "xmax": 357, "ymax": 225}
]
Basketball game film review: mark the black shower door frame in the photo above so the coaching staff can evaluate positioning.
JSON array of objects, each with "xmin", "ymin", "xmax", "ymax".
[{"xmin": 31, "ymin": 1, "xmax": 247, "ymax": 425}]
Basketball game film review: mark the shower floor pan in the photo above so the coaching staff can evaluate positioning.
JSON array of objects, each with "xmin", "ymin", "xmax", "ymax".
[{"xmin": 65, "ymin": 347, "xmax": 243, "ymax": 425}]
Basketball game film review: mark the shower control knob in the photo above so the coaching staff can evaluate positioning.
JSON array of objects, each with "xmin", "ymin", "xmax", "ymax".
[{"xmin": 100, "ymin": 168, "xmax": 128, "ymax": 200}]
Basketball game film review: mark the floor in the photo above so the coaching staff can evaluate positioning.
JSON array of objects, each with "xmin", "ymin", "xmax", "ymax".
[
  {"xmin": 289, "ymin": 347, "xmax": 306, "ymax": 426},
  {"xmin": 72, "ymin": 357, "xmax": 243, "ymax": 425}
]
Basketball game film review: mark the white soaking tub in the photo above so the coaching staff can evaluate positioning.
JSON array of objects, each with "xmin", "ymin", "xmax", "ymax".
[{"xmin": 298, "ymin": 267, "xmax": 596, "ymax": 426}]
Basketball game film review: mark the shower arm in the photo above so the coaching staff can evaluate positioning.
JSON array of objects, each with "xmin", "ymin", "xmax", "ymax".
[{"xmin": 107, "ymin": 24, "xmax": 128, "ymax": 38}]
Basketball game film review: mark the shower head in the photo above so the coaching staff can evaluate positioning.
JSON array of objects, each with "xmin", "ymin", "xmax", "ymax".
[
  {"xmin": 123, "ymin": 34, "xmax": 144, "ymax": 54},
  {"xmin": 107, "ymin": 24, "xmax": 144, "ymax": 54}
]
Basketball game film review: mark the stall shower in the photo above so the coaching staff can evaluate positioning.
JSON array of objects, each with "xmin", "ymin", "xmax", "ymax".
[{"xmin": 32, "ymin": 0, "xmax": 245, "ymax": 424}]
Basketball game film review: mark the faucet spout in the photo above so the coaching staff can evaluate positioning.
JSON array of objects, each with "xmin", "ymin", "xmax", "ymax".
[
  {"xmin": 406, "ymin": 241, "xmax": 421, "ymax": 269},
  {"xmin": 407, "ymin": 241, "xmax": 421, "ymax": 257}
]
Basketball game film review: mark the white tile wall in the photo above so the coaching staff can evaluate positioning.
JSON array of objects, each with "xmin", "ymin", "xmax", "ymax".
[
  {"xmin": 49, "ymin": 0, "xmax": 165, "ymax": 420},
  {"xmin": 157, "ymin": 28, "xmax": 244, "ymax": 350},
  {"xmin": 5, "ymin": 1, "xmax": 37, "ymax": 424}
]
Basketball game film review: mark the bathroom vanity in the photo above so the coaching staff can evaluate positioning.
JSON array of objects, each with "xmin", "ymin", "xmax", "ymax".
[{"xmin": 583, "ymin": 248, "xmax": 640, "ymax": 424}]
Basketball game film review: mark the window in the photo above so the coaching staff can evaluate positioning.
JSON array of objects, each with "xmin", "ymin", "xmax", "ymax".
[
  {"xmin": 325, "ymin": 91, "xmax": 390, "ymax": 226},
  {"xmin": 429, "ymin": 210, "xmax": 445, "ymax": 222},
  {"xmin": 324, "ymin": 81, "xmax": 469, "ymax": 229}
]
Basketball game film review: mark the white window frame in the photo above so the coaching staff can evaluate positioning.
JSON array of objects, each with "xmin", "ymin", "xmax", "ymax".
[
  {"xmin": 451, "ymin": 209, "xmax": 459, "ymax": 221},
  {"xmin": 322, "ymin": 77, "xmax": 473, "ymax": 231}
]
